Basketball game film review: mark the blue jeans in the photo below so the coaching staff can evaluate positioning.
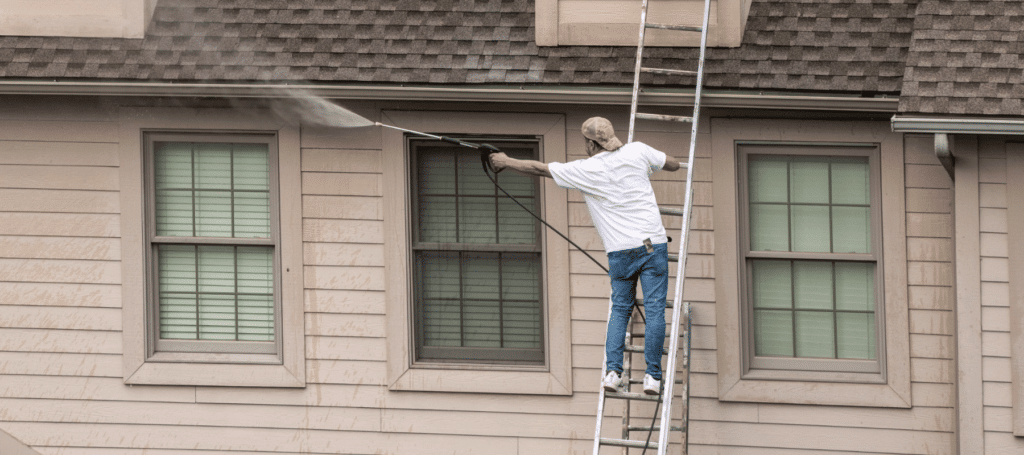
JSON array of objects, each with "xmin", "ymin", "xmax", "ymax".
[{"xmin": 605, "ymin": 243, "xmax": 668, "ymax": 381}]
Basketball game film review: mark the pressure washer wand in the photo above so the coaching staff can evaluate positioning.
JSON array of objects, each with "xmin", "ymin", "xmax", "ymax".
[
  {"xmin": 375, "ymin": 122, "xmax": 502, "ymax": 173},
  {"xmin": 375, "ymin": 122, "xmax": 480, "ymax": 149}
]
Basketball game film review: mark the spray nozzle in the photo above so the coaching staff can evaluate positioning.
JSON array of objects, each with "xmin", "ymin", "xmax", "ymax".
[{"xmin": 480, "ymin": 144, "xmax": 502, "ymax": 174}]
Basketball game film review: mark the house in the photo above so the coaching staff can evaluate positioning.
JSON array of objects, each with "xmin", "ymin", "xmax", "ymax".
[{"xmin": 0, "ymin": 0, "xmax": 1019, "ymax": 453}]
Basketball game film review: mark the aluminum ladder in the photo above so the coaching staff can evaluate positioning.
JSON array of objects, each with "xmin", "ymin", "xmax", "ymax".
[{"xmin": 592, "ymin": 0, "xmax": 710, "ymax": 452}]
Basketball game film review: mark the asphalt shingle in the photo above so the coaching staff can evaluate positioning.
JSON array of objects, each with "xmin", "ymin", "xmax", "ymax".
[
  {"xmin": 10, "ymin": 0, "xmax": 1009, "ymax": 114},
  {"xmin": 900, "ymin": 0, "xmax": 1024, "ymax": 116}
]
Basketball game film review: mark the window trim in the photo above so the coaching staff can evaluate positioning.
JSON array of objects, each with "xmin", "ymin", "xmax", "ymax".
[
  {"xmin": 120, "ymin": 107, "xmax": 305, "ymax": 387},
  {"xmin": 143, "ymin": 132, "xmax": 282, "ymax": 358},
  {"xmin": 737, "ymin": 144, "xmax": 886, "ymax": 377},
  {"xmin": 382, "ymin": 111, "xmax": 572, "ymax": 395},
  {"xmin": 712, "ymin": 118, "xmax": 910, "ymax": 407}
]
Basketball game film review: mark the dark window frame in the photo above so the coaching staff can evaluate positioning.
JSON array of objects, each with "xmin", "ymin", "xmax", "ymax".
[{"xmin": 408, "ymin": 136, "xmax": 546, "ymax": 365}]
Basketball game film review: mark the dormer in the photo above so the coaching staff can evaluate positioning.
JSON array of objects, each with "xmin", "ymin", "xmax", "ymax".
[
  {"xmin": 0, "ymin": 0, "xmax": 158, "ymax": 38},
  {"xmin": 536, "ymin": 0, "xmax": 751, "ymax": 47}
]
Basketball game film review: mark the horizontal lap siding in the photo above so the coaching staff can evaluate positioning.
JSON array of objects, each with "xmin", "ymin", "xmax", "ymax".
[
  {"xmin": 0, "ymin": 105, "xmax": 958, "ymax": 455},
  {"xmin": 901, "ymin": 135, "xmax": 957, "ymax": 452},
  {"xmin": 0, "ymin": 106, "xmax": 136, "ymax": 453},
  {"xmin": 300, "ymin": 126, "xmax": 600, "ymax": 452},
  {"xmin": 0, "ymin": 115, "xmax": 123, "ymax": 369},
  {"xmin": 975, "ymin": 140, "xmax": 1024, "ymax": 453}
]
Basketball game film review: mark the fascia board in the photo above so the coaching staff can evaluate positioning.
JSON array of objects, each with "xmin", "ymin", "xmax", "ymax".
[{"xmin": 0, "ymin": 80, "xmax": 898, "ymax": 112}]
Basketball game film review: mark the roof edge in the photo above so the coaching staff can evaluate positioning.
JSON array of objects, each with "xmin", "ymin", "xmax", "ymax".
[
  {"xmin": 0, "ymin": 80, "xmax": 898, "ymax": 112},
  {"xmin": 892, "ymin": 115, "xmax": 1024, "ymax": 135}
]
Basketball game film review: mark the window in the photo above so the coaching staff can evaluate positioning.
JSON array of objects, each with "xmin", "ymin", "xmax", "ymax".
[
  {"xmin": 711, "ymin": 119, "xmax": 910, "ymax": 407},
  {"xmin": 382, "ymin": 111, "xmax": 571, "ymax": 395},
  {"xmin": 146, "ymin": 133, "xmax": 280, "ymax": 355},
  {"xmin": 739, "ymin": 147, "xmax": 882, "ymax": 374},
  {"xmin": 120, "ymin": 107, "xmax": 304, "ymax": 388},
  {"xmin": 410, "ymin": 139, "xmax": 544, "ymax": 364}
]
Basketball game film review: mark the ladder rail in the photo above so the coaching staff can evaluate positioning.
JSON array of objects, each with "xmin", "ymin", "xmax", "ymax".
[
  {"xmin": 592, "ymin": 292, "xmax": 614, "ymax": 455},
  {"xmin": 628, "ymin": 0, "xmax": 652, "ymax": 143},
  {"xmin": 596, "ymin": 0, "xmax": 710, "ymax": 451},
  {"xmin": 657, "ymin": 0, "xmax": 711, "ymax": 451}
]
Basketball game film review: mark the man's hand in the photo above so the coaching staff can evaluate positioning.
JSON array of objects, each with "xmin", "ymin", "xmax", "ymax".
[
  {"xmin": 663, "ymin": 156, "xmax": 682, "ymax": 172},
  {"xmin": 489, "ymin": 152, "xmax": 510, "ymax": 173},
  {"xmin": 488, "ymin": 152, "xmax": 552, "ymax": 178}
]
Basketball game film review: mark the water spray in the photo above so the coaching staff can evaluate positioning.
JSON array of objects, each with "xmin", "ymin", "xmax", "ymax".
[{"xmin": 269, "ymin": 91, "xmax": 616, "ymax": 286}]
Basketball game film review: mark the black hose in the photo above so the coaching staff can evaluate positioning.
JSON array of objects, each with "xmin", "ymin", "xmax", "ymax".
[
  {"xmin": 478, "ymin": 146, "xmax": 645, "ymax": 324},
  {"xmin": 642, "ymin": 391, "xmax": 661, "ymax": 455}
]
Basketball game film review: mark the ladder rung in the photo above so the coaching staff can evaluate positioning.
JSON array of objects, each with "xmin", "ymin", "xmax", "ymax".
[
  {"xmin": 625, "ymin": 344, "xmax": 671, "ymax": 353},
  {"xmin": 668, "ymin": 253, "xmax": 679, "ymax": 262},
  {"xmin": 641, "ymin": 67, "xmax": 698, "ymax": 77},
  {"xmin": 659, "ymin": 206, "xmax": 687, "ymax": 216},
  {"xmin": 605, "ymin": 390, "xmax": 661, "ymax": 402},
  {"xmin": 628, "ymin": 424, "xmax": 685, "ymax": 432},
  {"xmin": 636, "ymin": 112, "xmax": 694, "ymax": 123},
  {"xmin": 634, "ymin": 298, "xmax": 674, "ymax": 309},
  {"xmin": 599, "ymin": 437, "xmax": 659, "ymax": 450},
  {"xmin": 628, "ymin": 378, "xmax": 685, "ymax": 385},
  {"xmin": 645, "ymin": 22, "xmax": 702, "ymax": 32},
  {"xmin": 628, "ymin": 329, "xmax": 690, "ymax": 337}
]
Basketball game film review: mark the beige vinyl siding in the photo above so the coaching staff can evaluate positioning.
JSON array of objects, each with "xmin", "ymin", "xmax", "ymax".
[
  {"xmin": 0, "ymin": 99, "xmax": 126, "ymax": 451},
  {"xmin": 0, "ymin": 97, "xmax": 958, "ymax": 455},
  {"xmin": 959, "ymin": 136, "xmax": 1024, "ymax": 454}
]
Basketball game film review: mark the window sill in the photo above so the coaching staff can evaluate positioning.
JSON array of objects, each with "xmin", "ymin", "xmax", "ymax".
[
  {"xmin": 125, "ymin": 361, "xmax": 304, "ymax": 388},
  {"xmin": 720, "ymin": 375, "xmax": 910, "ymax": 408},
  {"xmin": 146, "ymin": 351, "xmax": 283, "ymax": 365},
  {"xmin": 389, "ymin": 365, "xmax": 571, "ymax": 396},
  {"xmin": 741, "ymin": 368, "xmax": 886, "ymax": 384}
]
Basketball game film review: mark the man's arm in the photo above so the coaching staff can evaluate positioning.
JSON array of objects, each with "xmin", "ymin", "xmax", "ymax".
[
  {"xmin": 662, "ymin": 156, "xmax": 682, "ymax": 172},
  {"xmin": 489, "ymin": 152, "xmax": 552, "ymax": 178}
]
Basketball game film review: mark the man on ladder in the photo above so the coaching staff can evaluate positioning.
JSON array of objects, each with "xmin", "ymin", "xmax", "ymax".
[{"xmin": 489, "ymin": 116, "xmax": 682, "ymax": 395}]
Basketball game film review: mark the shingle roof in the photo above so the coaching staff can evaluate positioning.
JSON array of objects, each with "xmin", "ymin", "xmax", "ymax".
[
  {"xmin": 0, "ymin": 0, "xmax": 917, "ymax": 96},
  {"xmin": 22, "ymin": 0, "xmax": 1024, "ymax": 116},
  {"xmin": 899, "ymin": 0, "xmax": 1024, "ymax": 116}
]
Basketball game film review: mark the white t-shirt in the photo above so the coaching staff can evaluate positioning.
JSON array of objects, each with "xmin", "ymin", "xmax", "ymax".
[{"xmin": 548, "ymin": 142, "xmax": 668, "ymax": 253}]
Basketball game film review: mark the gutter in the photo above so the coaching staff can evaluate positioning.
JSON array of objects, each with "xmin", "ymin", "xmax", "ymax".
[
  {"xmin": 891, "ymin": 116, "xmax": 1024, "ymax": 135},
  {"xmin": 0, "ymin": 80, "xmax": 899, "ymax": 112},
  {"xmin": 890, "ymin": 115, "xmax": 1024, "ymax": 181}
]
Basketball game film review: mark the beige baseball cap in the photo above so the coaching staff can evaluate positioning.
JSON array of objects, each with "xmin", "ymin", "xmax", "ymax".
[{"xmin": 581, "ymin": 117, "xmax": 624, "ymax": 151}]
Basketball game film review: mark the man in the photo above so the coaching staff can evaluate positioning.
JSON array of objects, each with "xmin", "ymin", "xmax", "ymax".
[{"xmin": 489, "ymin": 117, "xmax": 681, "ymax": 395}]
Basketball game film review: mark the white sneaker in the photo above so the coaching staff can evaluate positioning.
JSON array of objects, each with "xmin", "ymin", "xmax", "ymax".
[
  {"xmin": 643, "ymin": 374, "xmax": 660, "ymax": 395},
  {"xmin": 601, "ymin": 371, "xmax": 623, "ymax": 392}
]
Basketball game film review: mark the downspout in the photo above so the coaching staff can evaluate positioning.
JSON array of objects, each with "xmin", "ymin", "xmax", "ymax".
[{"xmin": 935, "ymin": 133, "xmax": 955, "ymax": 181}]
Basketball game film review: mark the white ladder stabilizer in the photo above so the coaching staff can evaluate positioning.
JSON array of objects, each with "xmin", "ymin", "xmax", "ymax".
[{"xmin": 593, "ymin": 0, "xmax": 710, "ymax": 453}]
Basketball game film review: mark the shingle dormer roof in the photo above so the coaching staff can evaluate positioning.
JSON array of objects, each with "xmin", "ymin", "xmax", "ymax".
[{"xmin": 899, "ymin": 0, "xmax": 1024, "ymax": 116}]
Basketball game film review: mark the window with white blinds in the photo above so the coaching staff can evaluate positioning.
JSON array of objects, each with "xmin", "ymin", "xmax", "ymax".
[
  {"xmin": 147, "ymin": 134, "xmax": 279, "ymax": 355},
  {"xmin": 412, "ymin": 139, "xmax": 544, "ymax": 364},
  {"xmin": 741, "ymin": 146, "xmax": 883, "ymax": 373}
]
